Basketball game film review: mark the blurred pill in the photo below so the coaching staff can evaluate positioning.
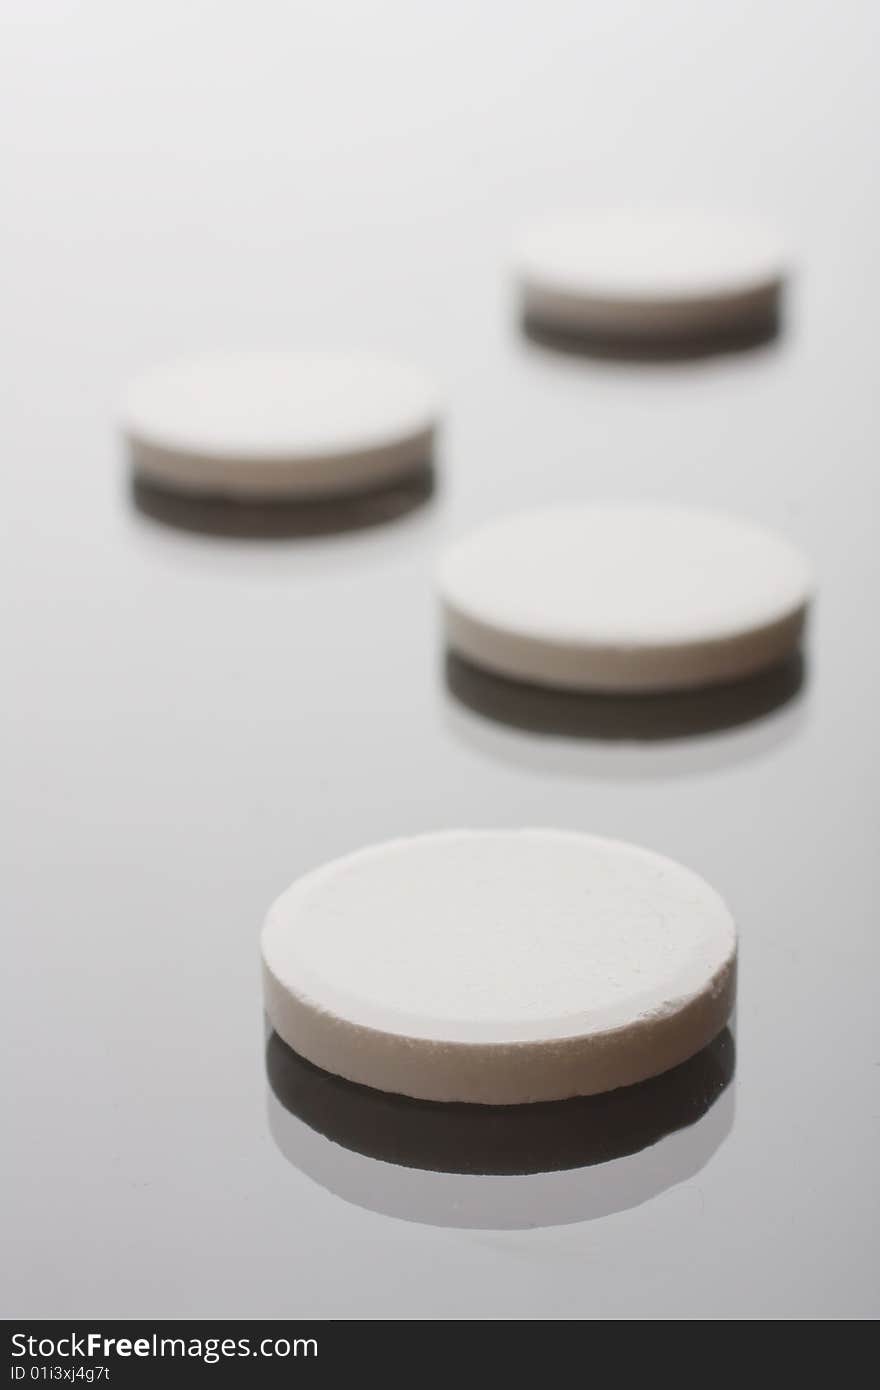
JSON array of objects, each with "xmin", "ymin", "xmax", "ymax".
[
  {"xmin": 122, "ymin": 351, "xmax": 439, "ymax": 500},
  {"xmin": 439, "ymin": 502, "xmax": 812, "ymax": 693},
  {"xmin": 516, "ymin": 210, "xmax": 788, "ymax": 346}
]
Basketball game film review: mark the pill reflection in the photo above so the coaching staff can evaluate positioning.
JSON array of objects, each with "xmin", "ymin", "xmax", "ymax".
[{"xmin": 266, "ymin": 1028, "xmax": 735, "ymax": 1229}]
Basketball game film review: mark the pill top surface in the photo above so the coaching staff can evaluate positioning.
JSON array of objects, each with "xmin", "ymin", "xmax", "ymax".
[
  {"xmin": 439, "ymin": 503, "xmax": 810, "ymax": 651},
  {"xmin": 264, "ymin": 829, "xmax": 734, "ymax": 1042},
  {"xmin": 517, "ymin": 209, "xmax": 787, "ymax": 303},
  {"xmin": 123, "ymin": 351, "xmax": 438, "ymax": 461}
]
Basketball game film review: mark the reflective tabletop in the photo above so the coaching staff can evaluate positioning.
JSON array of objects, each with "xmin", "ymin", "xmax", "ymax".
[{"xmin": 2, "ymin": 0, "xmax": 878, "ymax": 1320}]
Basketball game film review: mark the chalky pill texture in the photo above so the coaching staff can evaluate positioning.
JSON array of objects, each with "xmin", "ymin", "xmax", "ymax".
[
  {"xmin": 123, "ymin": 352, "xmax": 438, "ymax": 499},
  {"xmin": 439, "ymin": 503, "xmax": 811, "ymax": 693},
  {"xmin": 517, "ymin": 209, "xmax": 787, "ymax": 339},
  {"xmin": 261, "ymin": 829, "xmax": 737, "ymax": 1105}
]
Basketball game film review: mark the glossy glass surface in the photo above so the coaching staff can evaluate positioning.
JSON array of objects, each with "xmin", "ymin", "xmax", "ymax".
[{"xmin": 2, "ymin": 0, "xmax": 878, "ymax": 1319}]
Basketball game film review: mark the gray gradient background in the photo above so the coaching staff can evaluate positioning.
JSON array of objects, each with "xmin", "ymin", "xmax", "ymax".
[{"xmin": 2, "ymin": 0, "xmax": 878, "ymax": 1319}]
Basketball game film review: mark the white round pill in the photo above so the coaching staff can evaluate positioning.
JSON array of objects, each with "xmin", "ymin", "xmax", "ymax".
[
  {"xmin": 122, "ymin": 352, "xmax": 438, "ymax": 499},
  {"xmin": 439, "ymin": 503, "xmax": 811, "ymax": 693},
  {"xmin": 262, "ymin": 829, "xmax": 736, "ymax": 1105},
  {"xmin": 517, "ymin": 210, "xmax": 787, "ymax": 340}
]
